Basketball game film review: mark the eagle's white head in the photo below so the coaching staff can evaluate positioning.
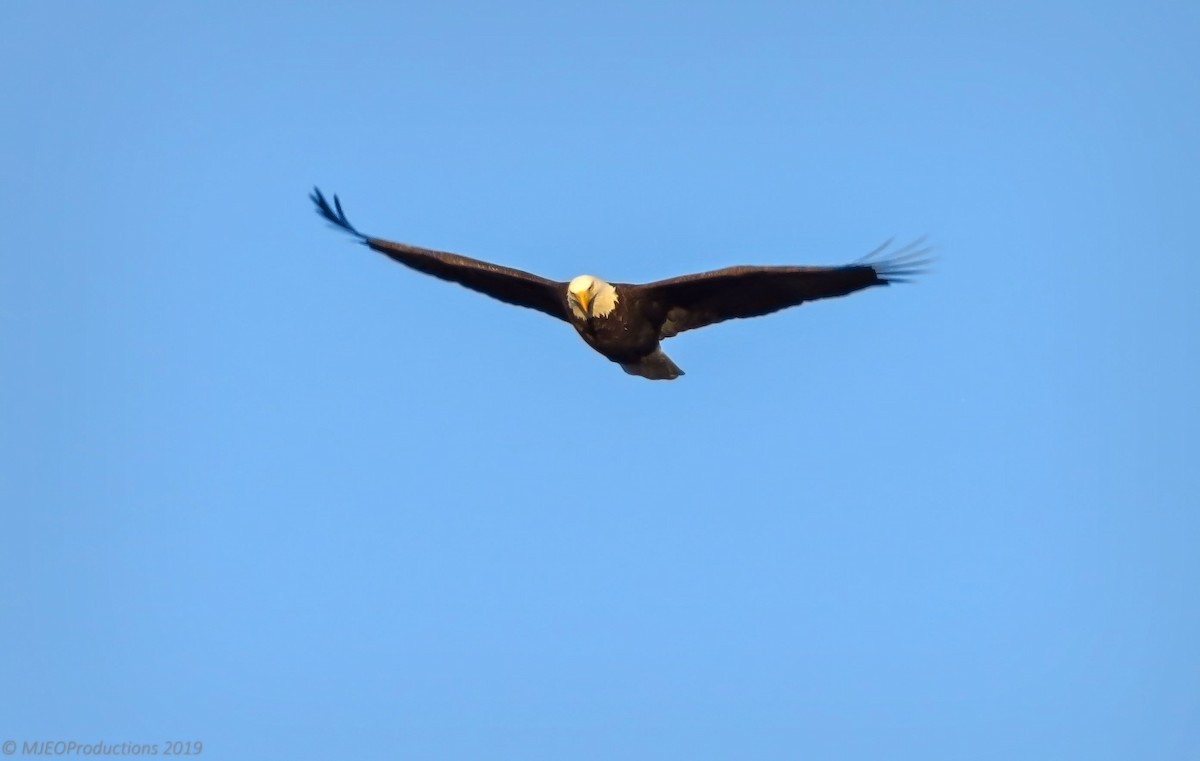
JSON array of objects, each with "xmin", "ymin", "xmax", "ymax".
[{"xmin": 567, "ymin": 275, "xmax": 619, "ymax": 320}]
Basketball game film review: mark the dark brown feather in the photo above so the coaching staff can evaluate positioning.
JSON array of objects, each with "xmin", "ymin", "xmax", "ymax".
[
  {"xmin": 637, "ymin": 239, "xmax": 930, "ymax": 338},
  {"xmin": 311, "ymin": 187, "xmax": 568, "ymax": 321},
  {"xmin": 363, "ymin": 238, "xmax": 569, "ymax": 321}
]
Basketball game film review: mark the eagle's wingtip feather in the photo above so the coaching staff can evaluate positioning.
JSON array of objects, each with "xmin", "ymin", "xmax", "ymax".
[
  {"xmin": 311, "ymin": 186, "xmax": 367, "ymax": 241},
  {"xmin": 859, "ymin": 236, "xmax": 934, "ymax": 284}
]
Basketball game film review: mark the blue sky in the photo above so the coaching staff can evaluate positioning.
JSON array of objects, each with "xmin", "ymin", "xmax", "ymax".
[{"xmin": 2, "ymin": 1, "xmax": 1198, "ymax": 759}]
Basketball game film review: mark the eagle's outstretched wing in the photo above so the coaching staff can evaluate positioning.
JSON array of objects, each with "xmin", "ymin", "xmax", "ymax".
[
  {"xmin": 636, "ymin": 238, "xmax": 931, "ymax": 338},
  {"xmin": 312, "ymin": 188, "xmax": 569, "ymax": 322}
]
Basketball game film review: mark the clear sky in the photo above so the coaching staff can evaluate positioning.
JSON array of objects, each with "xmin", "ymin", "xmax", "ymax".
[{"xmin": 3, "ymin": 2, "xmax": 1198, "ymax": 759}]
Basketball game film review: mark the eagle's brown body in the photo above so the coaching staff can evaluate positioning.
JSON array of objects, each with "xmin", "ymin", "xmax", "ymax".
[
  {"xmin": 567, "ymin": 288, "xmax": 682, "ymax": 379},
  {"xmin": 570, "ymin": 290, "xmax": 657, "ymax": 363}
]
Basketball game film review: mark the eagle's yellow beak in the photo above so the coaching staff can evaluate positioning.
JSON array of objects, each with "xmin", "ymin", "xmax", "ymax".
[{"xmin": 577, "ymin": 291, "xmax": 591, "ymax": 314}]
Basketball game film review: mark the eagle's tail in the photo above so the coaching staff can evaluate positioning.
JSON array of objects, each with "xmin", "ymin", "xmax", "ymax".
[{"xmin": 621, "ymin": 348, "xmax": 685, "ymax": 381}]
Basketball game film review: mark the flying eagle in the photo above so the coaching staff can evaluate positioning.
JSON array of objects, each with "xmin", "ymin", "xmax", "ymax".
[{"xmin": 312, "ymin": 188, "xmax": 928, "ymax": 380}]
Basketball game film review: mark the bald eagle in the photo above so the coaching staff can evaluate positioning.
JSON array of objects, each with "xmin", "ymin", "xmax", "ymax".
[{"xmin": 312, "ymin": 188, "xmax": 928, "ymax": 380}]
